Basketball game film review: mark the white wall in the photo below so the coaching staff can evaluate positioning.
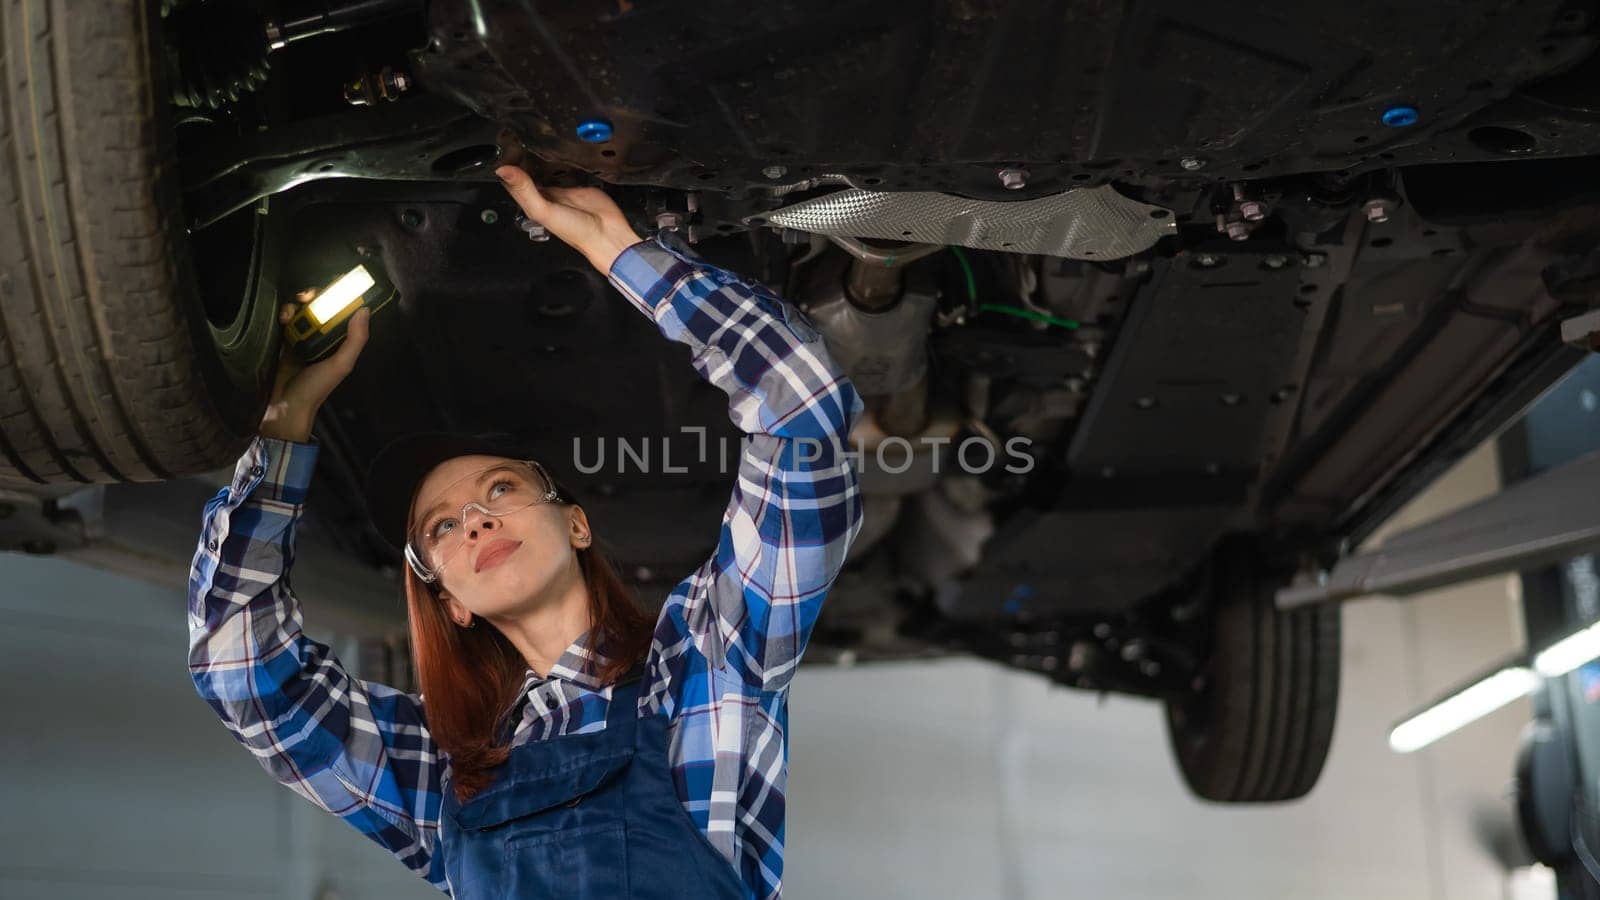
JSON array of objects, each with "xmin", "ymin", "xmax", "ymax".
[
  {"xmin": 784, "ymin": 442, "xmax": 1530, "ymax": 900},
  {"xmin": 0, "ymin": 547, "xmax": 426, "ymax": 900},
  {"xmin": 0, "ymin": 444, "xmax": 1527, "ymax": 900}
]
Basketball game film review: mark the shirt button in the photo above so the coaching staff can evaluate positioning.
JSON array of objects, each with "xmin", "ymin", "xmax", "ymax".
[
  {"xmin": 544, "ymin": 693, "xmax": 560, "ymax": 710},
  {"xmin": 250, "ymin": 465, "xmax": 264, "ymax": 477},
  {"xmin": 207, "ymin": 539, "xmax": 218, "ymax": 551}
]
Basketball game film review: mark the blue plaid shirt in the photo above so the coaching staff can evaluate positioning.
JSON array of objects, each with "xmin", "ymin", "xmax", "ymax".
[{"xmin": 187, "ymin": 235, "xmax": 864, "ymax": 900}]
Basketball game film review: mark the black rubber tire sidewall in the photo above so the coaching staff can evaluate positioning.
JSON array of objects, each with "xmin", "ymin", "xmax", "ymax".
[
  {"xmin": 1164, "ymin": 540, "xmax": 1343, "ymax": 803},
  {"xmin": 0, "ymin": 0, "xmax": 278, "ymax": 486}
]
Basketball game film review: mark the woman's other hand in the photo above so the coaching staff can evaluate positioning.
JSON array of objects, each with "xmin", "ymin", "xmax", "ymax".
[
  {"xmin": 258, "ymin": 292, "xmax": 372, "ymax": 443},
  {"xmin": 495, "ymin": 166, "xmax": 640, "ymax": 274}
]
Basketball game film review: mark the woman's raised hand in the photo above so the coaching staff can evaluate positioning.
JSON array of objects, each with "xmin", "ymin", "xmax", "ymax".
[
  {"xmin": 495, "ymin": 166, "xmax": 640, "ymax": 274},
  {"xmin": 258, "ymin": 292, "xmax": 372, "ymax": 444}
]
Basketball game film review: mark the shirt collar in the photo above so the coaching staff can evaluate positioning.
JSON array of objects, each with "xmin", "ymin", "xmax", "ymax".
[{"xmin": 524, "ymin": 628, "xmax": 615, "ymax": 693}]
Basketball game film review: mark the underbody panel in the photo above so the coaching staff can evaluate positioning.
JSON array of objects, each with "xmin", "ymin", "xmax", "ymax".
[{"xmin": 164, "ymin": 0, "xmax": 1600, "ymax": 676}]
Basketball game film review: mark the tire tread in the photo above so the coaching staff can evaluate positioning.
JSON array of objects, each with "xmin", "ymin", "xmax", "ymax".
[
  {"xmin": 0, "ymin": 0, "xmax": 258, "ymax": 487},
  {"xmin": 1165, "ymin": 540, "xmax": 1342, "ymax": 803}
]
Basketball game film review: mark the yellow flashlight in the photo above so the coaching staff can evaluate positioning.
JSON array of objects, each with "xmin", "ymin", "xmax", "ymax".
[{"xmin": 284, "ymin": 262, "xmax": 397, "ymax": 363}]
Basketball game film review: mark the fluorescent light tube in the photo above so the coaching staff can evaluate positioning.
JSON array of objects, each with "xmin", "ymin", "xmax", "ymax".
[
  {"xmin": 1533, "ymin": 622, "xmax": 1600, "ymax": 677},
  {"xmin": 1388, "ymin": 667, "xmax": 1539, "ymax": 753}
]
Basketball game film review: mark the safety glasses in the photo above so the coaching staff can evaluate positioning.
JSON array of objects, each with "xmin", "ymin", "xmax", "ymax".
[{"xmin": 404, "ymin": 459, "xmax": 560, "ymax": 584}]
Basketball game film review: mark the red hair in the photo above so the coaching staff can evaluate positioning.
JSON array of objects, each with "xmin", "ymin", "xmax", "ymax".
[{"xmin": 402, "ymin": 475, "xmax": 653, "ymax": 804}]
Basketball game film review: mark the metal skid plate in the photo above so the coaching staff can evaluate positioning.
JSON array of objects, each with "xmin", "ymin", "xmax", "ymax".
[
  {"xmin": 423, "ymin": 0, "xmax": 1589, "ymax": 196},
  {"xmin": 760, "ymin": 185, "xmax": 1176, "ymax": 259}
]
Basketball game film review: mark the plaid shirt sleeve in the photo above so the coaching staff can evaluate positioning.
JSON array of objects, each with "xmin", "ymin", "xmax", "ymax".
[
  {"xmin": 187, "ymin": 436, "xmax": 450, "ymax": 894},
  {"xmin": 608, "ymin": 235, "xmax": 865, "ymax": 694}
]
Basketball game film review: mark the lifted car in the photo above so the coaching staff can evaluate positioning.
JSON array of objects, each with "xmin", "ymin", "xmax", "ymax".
[{"xmin": 2, "ymin": 0, "xmax": 1597, "ymax": 803}]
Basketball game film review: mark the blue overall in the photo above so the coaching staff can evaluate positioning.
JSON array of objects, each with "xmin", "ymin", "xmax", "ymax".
[{"xmin": 438, "ymin": 671, "xmax": 749, "ymax": 899}]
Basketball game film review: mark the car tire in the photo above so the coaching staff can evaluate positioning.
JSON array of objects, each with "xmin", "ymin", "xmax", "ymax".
[
  {"xmin": 0, "ymin": 0, "xmax": 278, "ymax": 487},
  {"xmin": 1164, "ymin": 540, "xmax": 1342, "ymax": 802}
]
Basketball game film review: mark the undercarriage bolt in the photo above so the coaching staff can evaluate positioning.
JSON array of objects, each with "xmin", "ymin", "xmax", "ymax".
[
  {"xmin": 1262, "ymin": 254, "xmax": 1289, "ymax": 269},
  {"xmin": 1196, "ymin": 252, "xmax": 1222, "ymax": 267},
  {"xmin": 345, "ymin": 66, "xmax": 412, "ymax": 106},
  {"xmin": 480, "ymin": 209, "xmax": 498, "ymax": 225},
  {"xmin": 1382, "ymin": 105, "xmax": 1420, "ymax": 128},
  {"xmin": 1363, "ymin": 198, "xmax": 1391, "ymax": 223},
  {"xmin": 1180, "ymin": 156, "xmax": 1205, "ymax": 171},
  {"xmin": 1304, "ymin": 251, "xmax": 1328, "ymax": 268},
  {"xmin": 1068, "ymin": 641, "xmax": 1092, "ymax": 671},
  {"xmin": 518, "ymin": 217, "xmax": 549, "ymax": 242},
  {"xmin": 1239, "ymin": 200, "xmax": 1267, "ymax": 221},
  {"xmin": 655, "ymin": 211, "xmax": 682, "ymax": 231},
  {"xmin": 762, "ymin": 165, "xmax": 787, "ymax": 180},
  {"xmin": 998, "ymin": 168, "xmax": 1029, "ymax": 190},
  {"xmin": 576, "ymin": 118, "xmax": 613, "ymax": 143},
  {"xmin": 1226, "ymin": 220, "xmax": 1251, "ymax": 241}
]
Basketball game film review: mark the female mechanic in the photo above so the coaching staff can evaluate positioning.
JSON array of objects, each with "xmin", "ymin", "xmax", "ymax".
[{"xmin": 187, "ymin": 166, "xmax": 864, "ymax": 900}]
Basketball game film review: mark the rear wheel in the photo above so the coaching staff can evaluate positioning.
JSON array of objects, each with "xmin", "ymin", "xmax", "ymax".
[
  {"xmin": 0, "ymin": 0, "xmax": 278, "ymax": 486},
  {"xmin": 1164, "ymin": 540, "xmax": 1342, "ymax": 802}
]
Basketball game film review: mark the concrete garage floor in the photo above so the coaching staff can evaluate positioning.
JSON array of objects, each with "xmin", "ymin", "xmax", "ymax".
[{"xmin": 0, "ymin": 444, "xmax": 1531, "ymax": 900}]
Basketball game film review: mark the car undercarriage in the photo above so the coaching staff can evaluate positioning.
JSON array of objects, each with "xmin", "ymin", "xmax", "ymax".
[{"xmin": 4, "ymin": 0, "xmax": 1600, "ymax": 801}]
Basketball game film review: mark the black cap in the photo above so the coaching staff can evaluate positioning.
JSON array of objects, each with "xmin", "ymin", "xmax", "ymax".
[{"xmin": 363, "ymin": 431, "xmax": 547, "ymax": 552}]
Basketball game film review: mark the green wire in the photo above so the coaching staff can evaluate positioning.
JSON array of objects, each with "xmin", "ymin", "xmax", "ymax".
[
  {"xmin": 948, "ymin": 246, "xmax": 1080, "ymax": 330},
  {"xmin": 976, "ymin": 303, "xmax": 1081, "ymax": 330}
]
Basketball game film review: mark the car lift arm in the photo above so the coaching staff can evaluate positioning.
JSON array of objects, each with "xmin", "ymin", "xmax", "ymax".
[{"xmin": 1279, "ymin": 313, "xmax": 1600, "ymax": 611}]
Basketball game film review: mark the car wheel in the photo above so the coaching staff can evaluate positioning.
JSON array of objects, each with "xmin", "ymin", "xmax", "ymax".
[
  {"xmin": 1164, "ymin": 539, "xmax": 1341, "ymax": 802},
  {"xmin": 0, "ymin": 0, "xmax": 278, "ymax": 486}
]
